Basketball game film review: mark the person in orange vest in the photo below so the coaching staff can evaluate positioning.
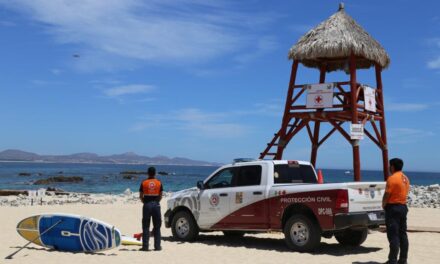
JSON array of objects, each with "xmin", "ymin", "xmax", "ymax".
[
  {"xmin": 139, "ymin": 166, "xmax": 163, "ymax": 251},
  {"xmin": 382, "ymin": 158, "xmax": 410, "ymax": 264}
]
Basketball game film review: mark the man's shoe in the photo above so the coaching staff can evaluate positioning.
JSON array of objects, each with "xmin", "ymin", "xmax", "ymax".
[
  {"xmin": 398, "ymin": 260, "xmax": 407, "ymax": 264},
  {"xmin": 154, "ymin": 247, "xmax": 162, "ymax": 251},
  {"xmin": 139, "ymin": 247, "xmax": 149, "ymax": 251}
]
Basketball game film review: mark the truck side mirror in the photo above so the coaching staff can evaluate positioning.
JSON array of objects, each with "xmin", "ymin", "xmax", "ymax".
[{"xmin": 197, "ymin": 181, "xmax": 205, "ymax": 190}]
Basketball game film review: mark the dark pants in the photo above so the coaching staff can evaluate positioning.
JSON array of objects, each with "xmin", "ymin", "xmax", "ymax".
[
  {"xmin": 385, "ymin": 204, "xmax": 409, "ymax": 264},
  {"xmin": 142, "ymin": 201, "xmax": 162, "ymax": 249}
]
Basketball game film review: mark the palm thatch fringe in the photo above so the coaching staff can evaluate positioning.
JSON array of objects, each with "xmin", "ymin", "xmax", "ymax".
[{"xmin": 288, "ymin": 4, "xmax": 390, "ymax": 72}]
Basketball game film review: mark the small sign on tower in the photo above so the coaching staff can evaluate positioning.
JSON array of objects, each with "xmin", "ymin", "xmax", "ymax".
[
  {"xmin": 363, "ymin": 85, "xmax": 376, "ymax": 112},
  {"xmin": 350, "ymin": 123, "xmax": 364, "ymax": 140},
  {"xmin": 306, "ymin": 83, "xmax": 334, "ymax": 109}
]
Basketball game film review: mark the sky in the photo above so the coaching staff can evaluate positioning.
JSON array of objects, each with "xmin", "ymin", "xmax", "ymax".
[{"xmin": 0, "ymin": 0, "xmax": 439, "ymax": 172}]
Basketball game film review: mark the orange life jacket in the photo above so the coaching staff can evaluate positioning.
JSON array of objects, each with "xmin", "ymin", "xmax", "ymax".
[
  {"xmin": 385, "ymin": 171, "xmax": 410, "ymax": 205},
  {"xmin": 142, "ymin": 179, "xmax": 162, "ymax": 196}
]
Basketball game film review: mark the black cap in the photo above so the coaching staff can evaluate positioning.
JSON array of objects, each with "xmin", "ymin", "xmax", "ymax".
[{"xmin": 147, "ymin": 167, "xmax": 156, "ymax": 176}]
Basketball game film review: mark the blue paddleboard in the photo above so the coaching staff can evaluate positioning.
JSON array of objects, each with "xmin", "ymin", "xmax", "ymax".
[{"xmin": 17, "ymin": 213, "xmax": 121, "ymax": 253}]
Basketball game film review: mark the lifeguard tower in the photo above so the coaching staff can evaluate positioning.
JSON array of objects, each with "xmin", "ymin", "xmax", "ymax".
[{"xmin": 259, "ymin": 3, "xmax": 391, "ymax": 181}]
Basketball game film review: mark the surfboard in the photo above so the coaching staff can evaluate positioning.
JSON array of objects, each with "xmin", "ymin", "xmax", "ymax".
[
  {"xmin": 16, "ymin": 213, "xmax": 121, "ymax": 252},
  {"xmin": 121, "ymin": 235, "xmax": 142, "ymax": 246}
]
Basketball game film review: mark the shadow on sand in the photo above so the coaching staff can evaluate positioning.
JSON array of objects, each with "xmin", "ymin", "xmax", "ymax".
[
  {"xmin": 162, "ymin": 234, "xmax": 381, "ymax": 256},
  {"xmin": 352, "ymin": 262, "xmax": 383, "ymax": 264},
  {"xmin": 7, "ymin": 246, "xmax": 117, "ymax": 257}
]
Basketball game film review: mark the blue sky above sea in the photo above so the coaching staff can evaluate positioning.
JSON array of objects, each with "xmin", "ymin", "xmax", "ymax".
[{"xmin": 0, "ymin": 0, "xmax": 439, "ymax": 172}]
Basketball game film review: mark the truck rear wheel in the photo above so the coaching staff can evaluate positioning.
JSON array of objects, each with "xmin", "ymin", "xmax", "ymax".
[
  {"xmin": 283, "ymin": 214, "xmax": 321, "ymax": 252},
  {"xmin": 171, "ymin": 211, "xmax": 199, "ymax": 242},
  {"xmin": 335, "ymin": 228, "xmax": 368, "ymax": 246}
]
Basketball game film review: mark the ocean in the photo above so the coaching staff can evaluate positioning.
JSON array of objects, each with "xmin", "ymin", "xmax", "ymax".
[{"xmin": 0, "ymin": 162, "xmax": 439, "ymax": 194}]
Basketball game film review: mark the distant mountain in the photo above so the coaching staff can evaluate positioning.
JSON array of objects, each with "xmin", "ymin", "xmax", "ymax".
[
  {"xmin": 0, "ymin": 149, "xmax": 40, "ymax": 161},
  {"xmin": 0, "ymin": 149, "xmax": 222, "ymax": 166}
]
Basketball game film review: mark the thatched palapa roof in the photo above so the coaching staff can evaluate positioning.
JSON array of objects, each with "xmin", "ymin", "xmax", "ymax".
[{"xmin": 288, "ymin": 3, "xmax": 390, "ymax": 72}]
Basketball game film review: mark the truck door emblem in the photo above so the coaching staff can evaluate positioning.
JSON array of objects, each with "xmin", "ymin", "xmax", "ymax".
[
  {"xmin": 235, "ymin": 192, "xmax": 243, "ymax": 204},
  {"xmin": 210, "ymin": 193, "xmax": 220, "ymax": 207}
]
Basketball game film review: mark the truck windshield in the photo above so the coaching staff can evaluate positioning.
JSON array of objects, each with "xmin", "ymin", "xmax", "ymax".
[{"xmin": 274, "ymin": 164, "xmax": 317, "ymax": 184}]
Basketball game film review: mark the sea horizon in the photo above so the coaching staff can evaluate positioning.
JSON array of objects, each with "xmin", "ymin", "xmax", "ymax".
[
  {"xmin": 1, "ymin": 162, "xmax": 439, "ymax": 194},
  {"xmin": 1, "ymin": 159, "xmax": 439, "ymax": 173}
]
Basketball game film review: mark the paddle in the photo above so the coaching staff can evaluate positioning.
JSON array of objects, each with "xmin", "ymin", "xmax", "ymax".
[{"xmin": 5, "ymin": 219, "xmax": 63, "ymax": 260}]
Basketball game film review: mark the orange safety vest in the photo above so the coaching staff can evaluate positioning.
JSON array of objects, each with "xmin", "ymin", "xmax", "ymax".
[
  {"xmin": 142, "ymin": 179, "xmax": 162, "ymax": 196},
  {"xmin": 385, "ymin": 171, "xmax": 410, "ymax": 205}
]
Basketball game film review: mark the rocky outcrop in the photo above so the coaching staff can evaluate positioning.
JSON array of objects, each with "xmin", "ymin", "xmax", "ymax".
[
  {"xmin": 18, "ymin": 172, "xmax": 43, "ymax": 176},
  {"xmin": 33, "ymin": 176, "xmax": 84, "ymax": 185},
  {"xmin": 408, "ymin": 185, "xmax": 440, "ymax": 208},
  {"xmin": 120, "ymin": 171, "xmax": 147, "ymax": 175},
  {"xmin": 122, "ymin": 175, "xmax": 138, "ymax": 180},
  {"xmin": 0, "ymin": 190, "xmax": 28, "ymax": 196},
  {"xmin": 0, "ymin": 188, "xmax": 66, "ymax": 196},
  {"xmin": 0, "ymin": 190, "xmax": 170, "ymax": 207}
]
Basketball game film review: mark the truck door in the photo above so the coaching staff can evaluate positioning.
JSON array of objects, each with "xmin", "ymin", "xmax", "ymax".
[
  {"xmin": 222, "ymin": 164, "xmax": 269, "ymax": 229},
  {"xmin": 198, "ymin": 167, "xmax": 234, "ymax": 229}
]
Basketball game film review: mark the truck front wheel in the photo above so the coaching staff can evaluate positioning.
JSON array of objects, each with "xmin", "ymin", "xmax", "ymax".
[
  {"xmin": 171, "ymin": 211, "xmax": 199, "ymax": 242},
  {"xmin": 283, "ymin": 214, "xmax": 321, "ymax": 252},
  {"xmin": 335, "ymin": 228, "xmax": 368, "ymax": 246}
]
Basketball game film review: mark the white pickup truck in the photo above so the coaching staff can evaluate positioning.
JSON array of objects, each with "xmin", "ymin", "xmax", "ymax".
[{"xmin": 164, "ymin": 160, "xmax": 385, "ymax": 251}]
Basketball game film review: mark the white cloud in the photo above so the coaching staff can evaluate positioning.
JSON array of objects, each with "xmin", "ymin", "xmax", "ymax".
[
  {"xmin": 31, "ymin": 79, "xmax": 49, "ymax": 86},
  {"xmin": 426, "ymin": 38, "xmax": 440, "ymax": 70},
  {"xmin": 50, "ymin": 68, "xmax": 62, "ymax": 75},
  {"xmin": 176, "ymin": 108, "xmax": 246, "ymax": 138},
  {"xmin": 428, "ymin": 56, "xmax": 440, "ymax": 69},
  {"xmin": 135, "ymin": 98, "xmax": 156, "ymax": 103},
  {"xmin": 388, "ymin": 127, "xmax": 435, "ymax": 144},
  {"xmin": 131, "ymin": 108, "xmax": 248, "ymax": 138},
  {"xmin": 130, "ymin": 99, "xmax": 286, "ymax": 136},
  {"xmin": 103, "ymin": 84, "xmax": 154, "ymax": 97},
  {"xmin": 233, "ymin": 100, "xmax": 283, "ymax": 117},
  {"xmin": 234, "ymin": 36, "xmax": 278, "ymax": 65},
  {"xmin": 90, "ymin": 79, "xmax": 122, "ymax": 85},
  {"xmin": 30, "ymin": 79, "xmax": 64, "ymax": 86},
  {"xmin": 0, "ymin": 0, "xmax": 276, "ymax": 70},
  {"xmin": 130, "ymin": 122, "xmax": 151, "ymax": 132},
  {"xmin": 387, "ymin": 102, "xmax": 429, "ymax": 112}
]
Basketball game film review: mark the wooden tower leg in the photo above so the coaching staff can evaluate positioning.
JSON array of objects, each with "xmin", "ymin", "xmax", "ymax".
[
  {"xmin": 310, "ymin": 64, "xmax": 326, "ymax": 167},
  {"xmin": 375, "ymin": 64, "xmax": 389, "ymax": 180},
  {"xmin": 276, "ymin": 61, "xmax": 299, "ymax": 159},
  {"xmin": 310, "ymin": 122, "xmax": 320, "ymax": 167},
  {"xmin": 349, "ymin": 55, "xmax": 361, "ymax": 181}
]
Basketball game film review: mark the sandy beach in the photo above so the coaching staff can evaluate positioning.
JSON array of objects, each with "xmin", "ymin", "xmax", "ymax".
[{"xmin": 1, "ymin": 194, "xmax": 440, "ymax": 264}]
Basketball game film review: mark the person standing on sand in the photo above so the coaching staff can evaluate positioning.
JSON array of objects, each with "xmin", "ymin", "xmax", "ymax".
[
  {"xmin": 382, "ymin": 158, "xmax": 410, "ymax": 264},
  {"xmin": 139, "ymin": 166, "xmax": 163, "ymax": 251}
]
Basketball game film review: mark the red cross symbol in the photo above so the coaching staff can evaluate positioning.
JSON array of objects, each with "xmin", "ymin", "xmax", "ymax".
[{"xmin": 315, "ymin": 95, "xmax": 323, "ymax": 104}]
